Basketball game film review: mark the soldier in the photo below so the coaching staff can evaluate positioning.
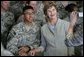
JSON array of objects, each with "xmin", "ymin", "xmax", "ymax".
[
  {"xmin": 1, "ymin": 1, "xmax": 14, "ymax": 48},
  {"xmin": 55, "ymin": 1, "xmax": 77, "ymax": 19},
  {"xmin": 7, "ymin": 6, "xmax": 41, "ymax": 56},
  {"xmin": 17, "ymin": 1, "xmax": 45, "ymax": 26},
  {"xmin": 36, "ymin": 1, "xmax": 46, "ymax": 26},
  {"xmin": 15, "ymin": 1, "xmax": 29, "ymax": 24},
  {"xmin": 65, "ymin": 3, "xmax": 83, "ymax": 56},
  {"xmin": 9, "ymin": 1, "xmax": 28, "ymax": 22}
]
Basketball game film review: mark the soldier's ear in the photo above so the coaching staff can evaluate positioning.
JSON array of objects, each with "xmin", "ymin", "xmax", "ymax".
[
  {"xmin": 22, "ymin": 14, "xmax": 24, "ymax": 16},
  {"xmin": 22, "ymin": 14, "xmax": 24, "ymax": 19},
  {"xmin": 23, "ymin": 12, "xmax": 25, "ymax": 14}
]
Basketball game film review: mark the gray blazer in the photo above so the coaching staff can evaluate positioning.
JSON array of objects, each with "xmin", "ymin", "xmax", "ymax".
[{"xmin": 41, "ymin": 19, "xmax": 74, "ymax": 56}]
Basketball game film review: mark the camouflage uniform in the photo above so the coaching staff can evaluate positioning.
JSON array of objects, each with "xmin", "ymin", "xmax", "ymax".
[
  {"xmin": 16, "ymin": 15, "xmax": 24, "ymax": 24},
  {"xmin": 1, "ymin": 11, "xmax": 14, "ymax": 48},
  {"xmin": 74, "ymin": 15, "xmax": 83, "ymax": 56},
  {"xmin": 64, "ymin": 1, "xmax": 83, "ymax": 56},
  {"xmin": 9, "ymin": 1, "xmax": 26, "ymax": 22},
  {"xmin": 65, "ymin": 18, "xmax": 83, "ymax": 56},
  {"xmin": 56, "ymin": 1, "xmax": 68, "ymax": 19},
  {"xmin": 76, "ymin": 2, "xmax": 83, "ymax": 55},
  {"xmin": 7, "ymin": 22, "xmax": 41, "ymax": 55},
  {"xmin": 75, "ymin": 1, "xmax": 83, "ymax": 41},
  {"xmin": 56, "ymin": 1, "xmax": 77, "ymax": 19},
  {"xmin": 16, "ymin": 1, "xmax": 46, "ymax": 26},
  {"xmin": 35, "ymin": 1, "xmax": 46, "ymax": 26},
  {"xmin": 64, "ymin": 14, "xmax": 83, "ymax": 56}
]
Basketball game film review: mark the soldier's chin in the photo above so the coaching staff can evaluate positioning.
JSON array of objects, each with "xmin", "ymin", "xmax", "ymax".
[
  {"xmin": 26, "ymin": 19, "xmax": 33, "ymax": 23},
  {"xmin": 28, "ymin": 20, "xmax": 33, "ymax": 23},
  {"xmin": 4, "ymin": 7, "xmax": 9, "ymax": 11}
]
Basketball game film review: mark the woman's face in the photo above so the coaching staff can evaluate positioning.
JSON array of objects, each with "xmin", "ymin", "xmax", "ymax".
[
  {"xmin": 24, "ymin": 9, "xmax": 34, "ymax": 23},
  {"xmin": 1, "ymin": 1, "xmax": 10, "ymax": 11},
  {"xmin": 47, "ymin": 6, "xmax": 57, "ymax": 20}
]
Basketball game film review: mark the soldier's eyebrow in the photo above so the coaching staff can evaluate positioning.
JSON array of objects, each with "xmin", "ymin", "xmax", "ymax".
[{"xmin": 24, "ymin": 11, "xmax": 34, "ymax": 14}]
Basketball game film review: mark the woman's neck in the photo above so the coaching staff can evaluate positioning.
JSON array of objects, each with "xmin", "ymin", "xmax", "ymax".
[{"xmin": 49, "ymin": 17, "xmax": 58, "ymax": 26}]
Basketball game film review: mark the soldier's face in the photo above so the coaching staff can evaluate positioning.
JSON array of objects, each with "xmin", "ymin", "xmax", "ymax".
[
  {"xmin": 1, "ymin": 1, "xmax": 10, "ymax": 11},
  {"xmin": 24, "ymin": 9, "xmax": 34, "ymax": 23},
  {"xmin": 47, "ymin": 6, "xmax": 57, "ymax": 20},
  {"xmin": 29, "ymin": 1, "xmax": 37, "ymax": 12}
]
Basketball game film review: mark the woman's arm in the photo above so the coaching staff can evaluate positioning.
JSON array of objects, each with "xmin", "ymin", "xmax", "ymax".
[
  {"xmin": 36, "ymin": 32, "xmax": 47, "ymax": 52},
  {"xmin": 28, "ymin": 29, "xmax": 47, "ymax": 56}
]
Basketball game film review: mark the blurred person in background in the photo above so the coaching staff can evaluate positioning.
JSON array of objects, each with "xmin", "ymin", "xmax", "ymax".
[{"xmin": 1, "ymin": 1, "xmax": 15, "ymax": 48}]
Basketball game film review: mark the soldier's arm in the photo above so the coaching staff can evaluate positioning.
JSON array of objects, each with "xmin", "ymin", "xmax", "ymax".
[
  {"xmin": 65, "ymin": 24, "xmax": 83, "ymax": 47},
  {"xmin": 7, "ymin": 36, "xmax": 19, "ymax": 55},
  {"xmin": 64, "ymin": 11, "xmax": 82, "ymax": 47},
  {"xmin": 29, "ymin": 24, "xmax": 41, "ymax": 50},
  {"xmin": 67, "ymin": 11, "xmax": 77, "ymax": 36},
  {"xmin": 7, "ymin": 27, "xmax": 16, "ymax": 43},
  {"xmin": 33, "ymin": 28, "xmax": 47, "ymax": 53}
]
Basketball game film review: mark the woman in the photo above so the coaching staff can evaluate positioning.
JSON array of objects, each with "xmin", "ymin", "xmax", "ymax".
[{"xmin": 29, "ymin": 1, "xmax": 77, "ymax": 56}]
